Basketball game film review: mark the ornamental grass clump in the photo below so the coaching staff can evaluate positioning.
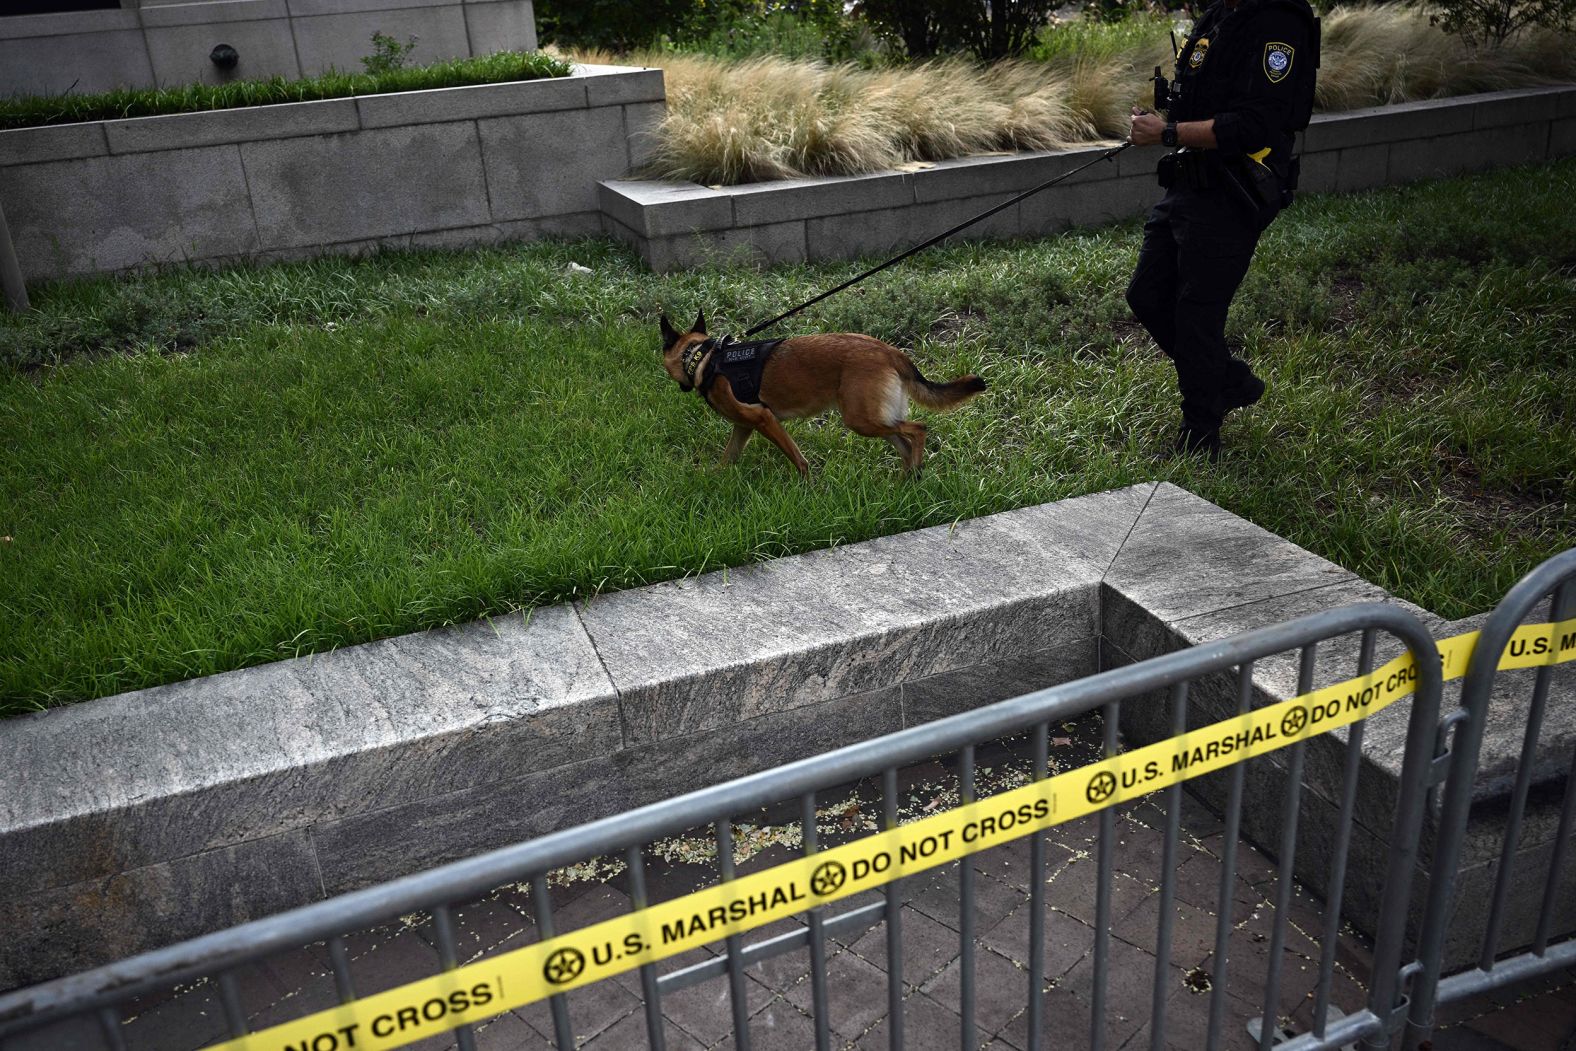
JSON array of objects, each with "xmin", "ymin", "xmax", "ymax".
[
  {"xmin": 1317, "ymin": 5, "xmax": 1576, "ymax": 110},
  {"xmin": 632, "ymin": 53, "xmax": 1135, "ymax": 185},
  {"xmin": 582, "ymin": 4, "xmax": 1573, "ymax": 186}
]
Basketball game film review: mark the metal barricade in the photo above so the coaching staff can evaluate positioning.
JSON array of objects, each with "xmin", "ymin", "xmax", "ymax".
[
  {"xmin": 0, "ymin": 602, "xmax": 1448, "ymax": 1051},
  {"xmin": 1403, "ymin": 548, "xmax": 1576, "ymax": 1051}
]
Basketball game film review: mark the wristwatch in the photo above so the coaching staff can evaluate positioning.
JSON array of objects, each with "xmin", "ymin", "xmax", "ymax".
[{"xmin": 1161, "ymin": 122, "xmax": 1179, "ymax": 148}]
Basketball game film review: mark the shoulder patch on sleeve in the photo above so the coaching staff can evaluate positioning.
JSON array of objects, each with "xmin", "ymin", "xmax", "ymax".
[{"xmin": 1263, "ymin": 41, "xmax": 1294, "ymax": 83}]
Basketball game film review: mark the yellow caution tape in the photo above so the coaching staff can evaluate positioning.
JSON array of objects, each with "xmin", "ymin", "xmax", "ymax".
[{"xmin": 207, "ymin": 617, "xmax": 1576, "ymax": 1051}]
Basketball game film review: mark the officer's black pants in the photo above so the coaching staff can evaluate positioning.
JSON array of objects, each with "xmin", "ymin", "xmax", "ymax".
[{"xmin": 1126, "ymin": 186, "xmax": 1263, "ymax": 429}]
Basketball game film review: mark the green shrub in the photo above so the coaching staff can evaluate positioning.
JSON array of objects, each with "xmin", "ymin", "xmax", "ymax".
[
  {"xmin": 0, "ymin": 49, "xmax": 571, "ymax": 131},
  {"xmin": 361, "ymin": 31, "xmax": 420, "ymax": 74},
  {"xmin": 858, "ymin": 0, "xmax": 1059, "ymax": 58},
  {"xmin": 1429, "ymin": 0, "xmax": 1576, "ymax": 46}
]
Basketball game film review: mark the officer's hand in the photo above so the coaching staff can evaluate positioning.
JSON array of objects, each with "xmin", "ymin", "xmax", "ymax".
[{"xmin": 1130, "ymin": 107, "xmax": 1165, "ymax": 147}]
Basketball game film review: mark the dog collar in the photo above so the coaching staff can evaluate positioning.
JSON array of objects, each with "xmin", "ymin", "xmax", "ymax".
[{"xmin": 681, "ymin": 338, "xmax": 715, "ymax": 387}]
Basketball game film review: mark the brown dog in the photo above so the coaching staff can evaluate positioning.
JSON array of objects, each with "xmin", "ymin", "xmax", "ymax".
[{"xmin": 660, "ymin": 311, "xmax": 986, "ymax": 476}]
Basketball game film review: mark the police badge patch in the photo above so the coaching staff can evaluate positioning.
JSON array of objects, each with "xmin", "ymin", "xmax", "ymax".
[
  {"xmin": 1263, "ymin": 42, "xmax": 1294, "ymax": 83},
  {"xmin": 1189, "ymin": 37, "xmax": 1211, "ymax": 68}
]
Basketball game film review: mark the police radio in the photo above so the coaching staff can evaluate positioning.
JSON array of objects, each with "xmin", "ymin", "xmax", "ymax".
[{"xmin": 1152, "ymin": 66, "xmax": 1171, "ymax": 115}]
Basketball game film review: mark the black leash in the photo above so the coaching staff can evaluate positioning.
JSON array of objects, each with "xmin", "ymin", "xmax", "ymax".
[{"xmin": 743, "ymin": 141, "xmax": 1133, "ymax": 339}]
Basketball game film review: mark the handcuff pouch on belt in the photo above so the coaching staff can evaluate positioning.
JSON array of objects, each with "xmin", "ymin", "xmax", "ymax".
[{"xmin": 1156, "ymin": 150, "xmax": 1215, "ymax": 191}]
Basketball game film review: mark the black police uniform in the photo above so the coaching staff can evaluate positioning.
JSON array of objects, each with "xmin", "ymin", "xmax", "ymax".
[{"xmin": 1125, "ymin": 0, "xmax": 1317, "ymax": 454}]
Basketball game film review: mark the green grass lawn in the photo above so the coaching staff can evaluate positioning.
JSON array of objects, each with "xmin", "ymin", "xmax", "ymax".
[{"xmin": 3, "ymin": 161, "xmax": 1573, "ymax": 717}]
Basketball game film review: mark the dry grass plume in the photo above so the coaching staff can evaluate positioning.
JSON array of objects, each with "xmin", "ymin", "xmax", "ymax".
[{"xmin": 570, "ymin": 8, "xmax": 1574, "ymax": 185}]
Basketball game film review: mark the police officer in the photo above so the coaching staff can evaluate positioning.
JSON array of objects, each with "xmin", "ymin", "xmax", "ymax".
[{"xmin": 1125, "ymin": 0, "xmax": 1318, "ymax": 458}]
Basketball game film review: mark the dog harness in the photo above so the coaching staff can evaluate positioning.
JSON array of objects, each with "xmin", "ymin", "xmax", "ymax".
[{"xmin": 685, "ymin": 337, "xmax": 785, "ymax": 406}]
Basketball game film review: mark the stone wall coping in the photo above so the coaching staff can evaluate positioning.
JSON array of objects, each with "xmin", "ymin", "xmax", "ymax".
[
  {"xmin": 0, "ymin": 484, "xmax": 1149, "ymax": 852},
  {"xmin": 0, "ymin": 9, "xmax": 139, "ymax": 40},
  {"xmin": 0, "ymin": 0, "xmax": 514, "ymax": 38},
  {"xmin": 602, "ymin": 85, "xmax": 1576, "ymax": 269},
  {"xmin": 1, "ymin": 479, "xmax": 1568, "ymax": 985},
  {"xmin": 137, "ymin": 0, "xmax": 291, "ymax": 29},
  {"xmin": 0, "ymin": 66, "xmax": 658, "ymax": 161},
  {"xmin": 5, "ymin": 479, "xmax": 1561, "ymax": 855}
]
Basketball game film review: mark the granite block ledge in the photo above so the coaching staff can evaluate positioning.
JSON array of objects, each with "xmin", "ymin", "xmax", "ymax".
[
  {"xmin": 0, "ymin": 65, "xmax": 660, "ymax": 282},
  {"xmin": 1, "ymin": 478, "xmax": 1569, "ymax": 987},
  {"xmin": 600, "ymin": 85, "xmax": 1576, "ymax": 271}
]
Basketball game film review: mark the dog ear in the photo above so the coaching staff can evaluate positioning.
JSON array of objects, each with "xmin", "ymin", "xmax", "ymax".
[
  {"xmin": 692, "ymin": 309, "xmax": 707, "ymax": 335},
  {"xmin": 659, "ymin": 313, "xmax": 679, "ymax": 348}
]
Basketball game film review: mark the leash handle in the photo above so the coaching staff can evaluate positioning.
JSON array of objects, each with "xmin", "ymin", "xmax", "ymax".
[{"xmin": 743, "ymin": 141, "xmax": 1133, "ymax": 339}]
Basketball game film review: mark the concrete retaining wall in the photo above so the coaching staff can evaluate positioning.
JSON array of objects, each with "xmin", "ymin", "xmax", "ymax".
[
  {"xmin": 0, "ymin": 0, "xmax": 538, "ymax": 99},
  {"xmin": 1, "ymin": 482, "xmax": 1569, "ymax": 989},
  {"xmin": 0, "ymin": 64, "xmax": 663, "ymax": 280},
  {"xmin": 600, "ymin": 85, "xmax": 1576, "ymax": 271}
]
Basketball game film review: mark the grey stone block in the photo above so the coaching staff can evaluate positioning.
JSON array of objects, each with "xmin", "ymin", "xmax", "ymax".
[
  {"xmin": 644, "ymin": 220, "xmax": 807, "ymax": 272},
  {"xmin": 464, "ymin": 0, "xmax": 539, "ymax": 53},
  {"xmin": 397, "ymin": 212, "xmax": 605, "ymax": 252},
  {"xmin": 312, "ymin": 684, "xmax": 905, "ymax": 894},
  {"xmin": 0, "ymin": 605, "xmax": 620, "ymax": 898},
  {"xmin": 1295, "ymin": 148, "xmax": 1339, "ymax": 195},
  {"xmin": 1335, "ymin": 143, "xmax": 1389, "ymax": 192},
  {"xmin": 1305, "ymin": 96, "xmax": 1475, "ymax": 153},
  {"xmin": 1428, "ymin": 830, "xmax": 1576, "ymax": 969},
  {"xmin": 0, "ymin": 145, "xmax": 256, "ymax": 280},
  {"xmin": 1110, "ymin": 574, "xmax": 1439, "ymax": 846},
  {"xmin": 1105, "ymin": 483, "xmax": 1356, "ymax": 627},
  {"xmin": 602, "ymin": 212, "xmax": 642, "ymax": 254},
  {"xmin": 356, "ymin": 78, "xmax": 590, "ymax": 129},
  {"xmin": 493, "ymin": 210, "xmax": 604, "ymax": 243},
  {"xmin": 244, "ymin": 122, "xmax": 489, "ymax": 249},
  {"xmin": 291, "ymin": 5, "xmax": 472, "ymax": 76},
  {"xmin": 584, "ymin": 484, "xmax": 1150, "ymax": 744},
  {"xmin": 1118, "ymin": 143, "xmax": 1167, "ymax": 180},
  {"xmin": 138, "ymin": 0, "xmax": 291, "ymax": 28},
  {"xmin": 1551, "ymin": 117, "xmax": 1576, "ymax": 158},
  {"xmin": 0, "ymin": 124, "xmax": 108, "ymax": 167},
  {"xmin": 803, "ymin": 191, "xmax": 1018, "ymax": 263},
  {"xmin": 923, "ymin": 192, "xmax": 1022, "ymax": 243},
  {"xmin": 913, "ymin": 145, "xmax": 1118, "ymax": 203},
  {"xmin": 0, "ymin": 831, "xmax": 322, "ymax": 990},
  {"xmin": 727, "ymin": 170, "xmax": 914, "ymax": 226},
  {"xmin": 0, "ymin": 8, "xmax": 138, "ymax": 39},
  {"xmin": 287, "ymin": 0, "xmax": 454, "ymax": 17},
  {"xmin": 105, "ymin": 99, "xmax": 358, "ymax": 154},
  {"xmin": 579, "ymin": 65, "xmax": 666, "ymax": 107},
  {"xmin": 902, "ymin": 636, "xmax": 1098, "ymax": 728},
  {"xmin": 1399, "ymin": 124, "xmax": 1550, "ymax": 183},
  {"xmin": 0, "ymin": 30, "xmax": 155, "ymax": 98},
  {"xmin": 145, "ymin": 19, "xmax": 302, "ymax": 88},
  {"xmin": 1471, "ymin": 87, "xmax": 1565, "ymax": 129},
  {"xmin": 1020, "ymin": 175, "xmax": 1155, "ymax": 236},
  {"xmin": 623, "ymin": 101, "xmax": 666, "ymax": 170},
  {"xmin": 481, "ymin": 107, "xmax": 629, "ymax": 221},
  {"xmin": 806, "ymin": 204, "xmax": 922, "ymax": 262},
  {"xmin": 597, "ymin": 179, "xmax": 732, "ymax": 238}
]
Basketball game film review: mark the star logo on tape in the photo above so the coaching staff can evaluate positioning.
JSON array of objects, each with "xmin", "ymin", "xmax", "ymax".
[
  {"xmin": 1086, "ymin": 771, "xmax": 1118, "ymax": 805},
  {"xmin": 810, "ymin": 861, "xmax": 847, "ymax": 897},
  {"xmin": 543, "ymin": 947, "xmax": 586, "ymax": 985},
  {"xmin": 1281, "ymin": 706, "xmax": 1309, "ymax": 737}
]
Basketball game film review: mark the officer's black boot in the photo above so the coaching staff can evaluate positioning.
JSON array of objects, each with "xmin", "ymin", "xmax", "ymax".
[
  {"xmin": 1223, "ymin": 357, "xmax": 1265, "ymax": 411},
  {"xmin": 1173, "ymin": 413, "xmax": 1223, "ymax": 461}
]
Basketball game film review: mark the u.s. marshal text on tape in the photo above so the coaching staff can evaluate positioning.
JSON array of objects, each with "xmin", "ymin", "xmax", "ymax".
[{"xmin": 206, "ymin": 618, "xmax": 1575, "ymax": 1051}]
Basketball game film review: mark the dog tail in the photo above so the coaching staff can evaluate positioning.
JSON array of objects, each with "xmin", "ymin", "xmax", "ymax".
[{"xmin": 903, "ymin": 360, "xmax": 987, "ymax": 411}]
